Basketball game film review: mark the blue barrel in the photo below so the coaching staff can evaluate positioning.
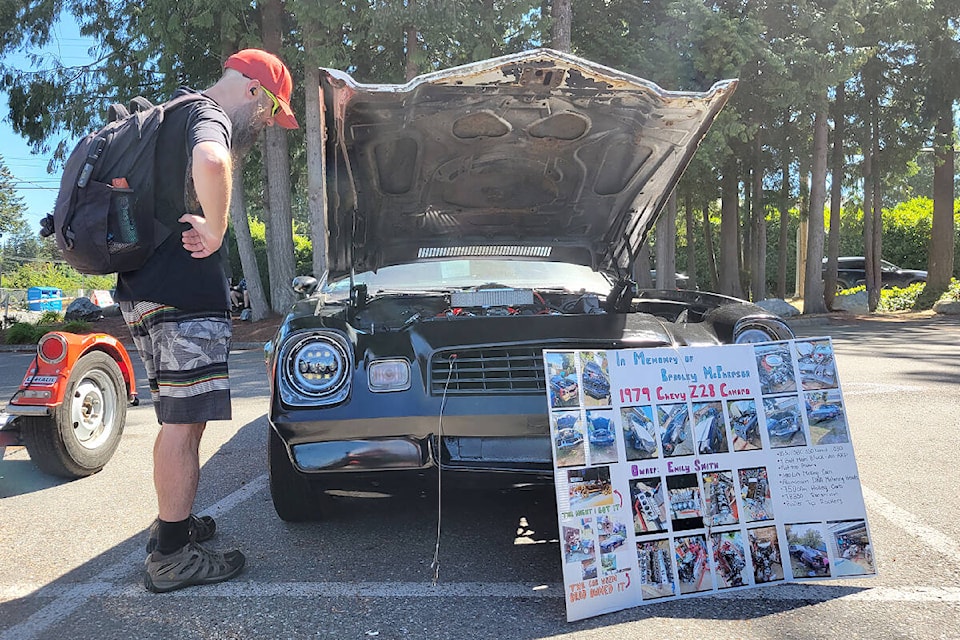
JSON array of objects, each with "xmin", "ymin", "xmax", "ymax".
[{"xmin": 27, "ymin": 287, "xmax": 64, "ymax": 311}]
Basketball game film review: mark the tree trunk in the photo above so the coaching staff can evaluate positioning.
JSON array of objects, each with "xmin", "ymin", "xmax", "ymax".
[
  {"xmin": 869, "ymin": 169, "xmax": 883, "ymax": 311},
  {"xmin": 777, "ymin": 162, "xmax": 789, "ymax": 299},
  {"xmin": 303, "ymin": 48, "xmax": 329, "ymax": 282},
  {"xmin": 862, "ymin": 148, "xmax": 875, "ymax": 297},
  {"xmin": 262, "ymin": 0, "xmax": 297, "ymax": 314},
  {"xmin": 719, "ymin": 157, "xmax": 742, "ymax": 297},
  {"xmin": 825, "ymin": 83, "xmax": 844, "ymax": 309},
  {"xmin": 655, "ymin": 191, "xmax": 677, "ymax": 288},
  {"xmin": 229, "ymin": 159, "xmax": 270, "ymax": 321},
  {"xmin": 796, "ymin": 149, "xmax": 813, "ymax": 299},
  {"xmin": 796, "ymin": 159, "xmax": 808, "ymax": 228},
  {"xmin": 751, "ymin": 135, "xmax": 766, "ymax": 301},
  {"xmin": 551, "ymin": 0, "xmax": 572, "ymax": 52},
  {"xmin": 405, "ymin": 0, "xmax": 419, "ymax": 80},
  {"xmin": 741, "ymin": 166, "xmax": 752, "ymax": 298},
  {"xmin": 802, "ymin": 101, "xmax": 828, "ymax": 314},
  {"xmin": 926, "ymin": 107, "xmax": 956, "ymax": 298},
  {"xmin": 633, "ymin": 241, "xmax": 653, "ymax": 288},
  {"xmin": 865, "ymin": 93, "xmax": 882, "ymax": 312},
  {"xmin": 684, "ymin": 191, "xmax": 698, "ymax": 290},
  {"xmin": 702, "ymin": 200, "xmax": 719, "ymax": 291}
]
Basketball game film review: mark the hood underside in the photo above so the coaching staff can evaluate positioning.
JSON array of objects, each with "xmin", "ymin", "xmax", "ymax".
[{"xmin": 320, "ymin": 49, "xmax": 736, "ymax": 279}]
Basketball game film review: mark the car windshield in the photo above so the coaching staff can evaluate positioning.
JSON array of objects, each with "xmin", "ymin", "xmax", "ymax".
[{"xmin": 324, "ymin": 259, "xmax": 613, "ymax": 295}]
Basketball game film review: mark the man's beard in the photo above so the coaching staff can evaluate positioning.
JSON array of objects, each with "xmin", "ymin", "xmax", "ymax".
[{"xmin": 229, "ymin": 100, "xmax": 268, "ymax": 159}]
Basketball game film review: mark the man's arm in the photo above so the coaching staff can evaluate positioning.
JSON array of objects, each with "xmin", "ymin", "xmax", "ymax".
[{"xmin": 180, "ymin": 140, "xmax": 232, "ymax": 258}]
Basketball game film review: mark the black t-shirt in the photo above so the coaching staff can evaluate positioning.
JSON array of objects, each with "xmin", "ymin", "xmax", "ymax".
[{"xmin": 115, "ymin": 88, "xmax": 233, "ymax": 311}]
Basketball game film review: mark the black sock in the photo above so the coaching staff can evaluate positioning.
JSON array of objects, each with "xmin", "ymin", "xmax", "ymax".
[{"xmin": 156, "ymin": 517, "xmax": 191, "ymax": 555}]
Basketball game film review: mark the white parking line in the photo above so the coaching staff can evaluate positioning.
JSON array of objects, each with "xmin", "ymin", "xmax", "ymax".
[
  {"xmin": 861, "ymin": 485, "xmax": 960, "ymax": 560},
  {"xmin": 0, "ymin": 476, "xmax": 268, "ymax": 640}
]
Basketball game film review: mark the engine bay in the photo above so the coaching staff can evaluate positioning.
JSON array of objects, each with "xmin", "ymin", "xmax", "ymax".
[{"xmin": 339, "ymin": 284, "xmax": 709, "ymax": 333}]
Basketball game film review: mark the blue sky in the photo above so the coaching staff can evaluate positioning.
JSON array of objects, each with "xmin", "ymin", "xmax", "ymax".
[{"xmin": 2, "ymin": 14, "xmax": 95, "ymax": 233}]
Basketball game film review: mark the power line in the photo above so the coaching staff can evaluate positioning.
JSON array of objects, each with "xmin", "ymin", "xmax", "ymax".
[{"xmin": 9, "ymin": 178, "xmax": 60, "ymax": 188}]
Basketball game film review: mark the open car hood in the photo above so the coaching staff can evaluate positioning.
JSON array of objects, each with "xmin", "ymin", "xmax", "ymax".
[{"xmin": 320, "ymin": 49, "xmax": 736, "ymax": 280}]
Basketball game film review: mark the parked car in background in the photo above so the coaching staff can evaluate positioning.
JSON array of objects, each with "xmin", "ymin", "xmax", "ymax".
[
  {"xmin": 264, "ymin": 49, "xmax": 795, "ymax": 522},
  {"xmin": 649, "ymin": 270, "xmax": 691, "ymax": 289},
  {"xmin": 822, "ymin": 256, "xmax": 927, "ymax": 290}
]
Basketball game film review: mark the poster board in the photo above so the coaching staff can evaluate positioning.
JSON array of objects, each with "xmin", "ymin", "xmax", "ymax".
[{"xmin": 544, "ymin": 338, "xmax": 875, "ymax": 622}]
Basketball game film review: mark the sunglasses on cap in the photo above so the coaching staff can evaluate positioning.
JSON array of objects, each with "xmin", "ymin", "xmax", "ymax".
[{"xmin": 259, "ymin": 85, "xmax": 281, "ymax": 118}]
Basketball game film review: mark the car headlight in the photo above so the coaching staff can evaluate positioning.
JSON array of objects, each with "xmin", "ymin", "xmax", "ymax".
[
  {"xmin": 733, "ymin": 317, "xmax": 795, "ymax": 344},
  {"xmin": 279, "ymin": 332, "xmax": 352, "ymax": 406}
]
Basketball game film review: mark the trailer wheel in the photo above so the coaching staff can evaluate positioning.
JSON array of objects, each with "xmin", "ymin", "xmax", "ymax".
[{"xmin": 21, "ymin": 351, "xmax": 127, "ymax": 478}]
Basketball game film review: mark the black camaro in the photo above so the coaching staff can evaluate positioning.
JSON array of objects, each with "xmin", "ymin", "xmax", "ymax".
[{"xmin": 264, "ymin": 49, "xmax": 794, "ymax": 521}]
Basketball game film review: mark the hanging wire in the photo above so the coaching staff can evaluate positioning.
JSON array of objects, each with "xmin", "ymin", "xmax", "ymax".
[{"xmin": 431, "ymin": 353, "xmax": 457, "ymax": 585}]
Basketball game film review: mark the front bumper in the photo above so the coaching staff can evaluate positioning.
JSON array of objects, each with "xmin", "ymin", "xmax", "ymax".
[
  {"xmin": 289, "ymin": 433, "xmax": 555, "ymax": 475},
  {"xmin": 5, "ymin": 405, "xmax": 52, "ymax": 417}
]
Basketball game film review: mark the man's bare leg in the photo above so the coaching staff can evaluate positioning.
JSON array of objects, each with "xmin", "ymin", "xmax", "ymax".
[{"xmin": 154, "ymin": 423, "xmax": 206, "ymax": 522}]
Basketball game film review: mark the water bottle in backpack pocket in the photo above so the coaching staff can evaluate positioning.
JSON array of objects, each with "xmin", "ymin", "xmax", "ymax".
[{"xmin": 107, "ymin": 178, "xmax": 139, "ymax": 251}]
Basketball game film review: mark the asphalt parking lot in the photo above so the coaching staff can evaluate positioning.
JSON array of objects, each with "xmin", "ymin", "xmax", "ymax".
[{"xmin": 2, "ymin": 315, "xmax": 960, "ymax": 639}]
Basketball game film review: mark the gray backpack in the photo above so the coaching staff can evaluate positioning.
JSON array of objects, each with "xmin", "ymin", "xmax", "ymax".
[{"xmin": 41, "ymin": 93, "xmax": 206, "ymax": 274}]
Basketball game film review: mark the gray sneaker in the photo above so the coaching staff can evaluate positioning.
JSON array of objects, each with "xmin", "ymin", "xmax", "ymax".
[
  {"xmin": 144, "ymin": 541, "xmax": 245, "ymax": 593},
  {"xmin": 146, "ymin": 514, "xmax": 216, "ymax": 554}
]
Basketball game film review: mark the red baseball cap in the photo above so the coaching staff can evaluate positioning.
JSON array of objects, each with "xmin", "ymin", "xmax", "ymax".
[{"xmin": 224, "ymin": 48, "xmax": 298, "ymax": 129}]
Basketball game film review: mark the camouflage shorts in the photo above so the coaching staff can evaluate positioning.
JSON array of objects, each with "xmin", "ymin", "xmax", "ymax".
[{"xmin": 119, "ymin": 301, "xmax": 232, "ymax": 425}]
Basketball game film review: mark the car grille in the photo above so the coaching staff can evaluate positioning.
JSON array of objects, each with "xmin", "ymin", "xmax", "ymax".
[{"xmin": 430, "ymin": 347, "xmax": 547, "ymax": 396}]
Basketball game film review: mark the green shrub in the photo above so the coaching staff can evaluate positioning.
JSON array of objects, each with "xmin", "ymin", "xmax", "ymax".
[
  {"xmin": 834, "ymin": 282, "xmax": 926, "ymax": 312},
  {"xmin": 39, "ymin": 310, "xmax": 62, "ymax": 324},
  {"xmin": 2, "ymin": 318, "xmax": 91, "ymax": 345},
  {"xmin": 2, "ymin": 260, "xmax": 115, "ymax": 293},
  {"xmin": 938, "ymin": 279, "xmax": 960, "ymax": 303},
  {"xmin": 878, "ymin": 282, "xmax": 925, "ymax": 311},
  {"xmin": 60, "ymin": 320, "xmax": 90, "ymax": 333},
  {"xmin": 4, "ymin": 322, "xmax": 47, "ymax": 344},
  {"xmin": 836, "ymin": 284, "xmax": 865, "ymax": 295}
]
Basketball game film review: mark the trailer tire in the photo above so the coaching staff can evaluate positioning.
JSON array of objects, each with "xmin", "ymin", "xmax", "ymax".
[{"xmin": 21, "ymin": 351, "xmax": 127, "ymax": 478}]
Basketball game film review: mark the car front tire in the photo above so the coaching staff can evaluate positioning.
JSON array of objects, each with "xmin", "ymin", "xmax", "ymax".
[{"xmin": 268, "ymin": 426, "xmax": 329, "ymax": 522}]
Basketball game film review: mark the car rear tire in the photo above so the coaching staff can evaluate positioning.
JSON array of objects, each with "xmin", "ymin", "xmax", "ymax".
[
  {"xmin": 268, "ymin": 426, "xmax": 329, "ymax": 521},
  {"xmin": 21, "ymin": 351, "xmax": 127, "ymax": 479}
]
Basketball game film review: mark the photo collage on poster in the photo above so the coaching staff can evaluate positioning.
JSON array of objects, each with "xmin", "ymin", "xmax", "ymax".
[{"xmin": 545, "ymin": 339, "xmax": 875, "ymax": 621}]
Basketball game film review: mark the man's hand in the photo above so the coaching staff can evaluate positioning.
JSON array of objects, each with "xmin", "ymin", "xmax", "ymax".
[{"xmin": 179, "ymin": 213, "xmax": 223, "ymax": 258}]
